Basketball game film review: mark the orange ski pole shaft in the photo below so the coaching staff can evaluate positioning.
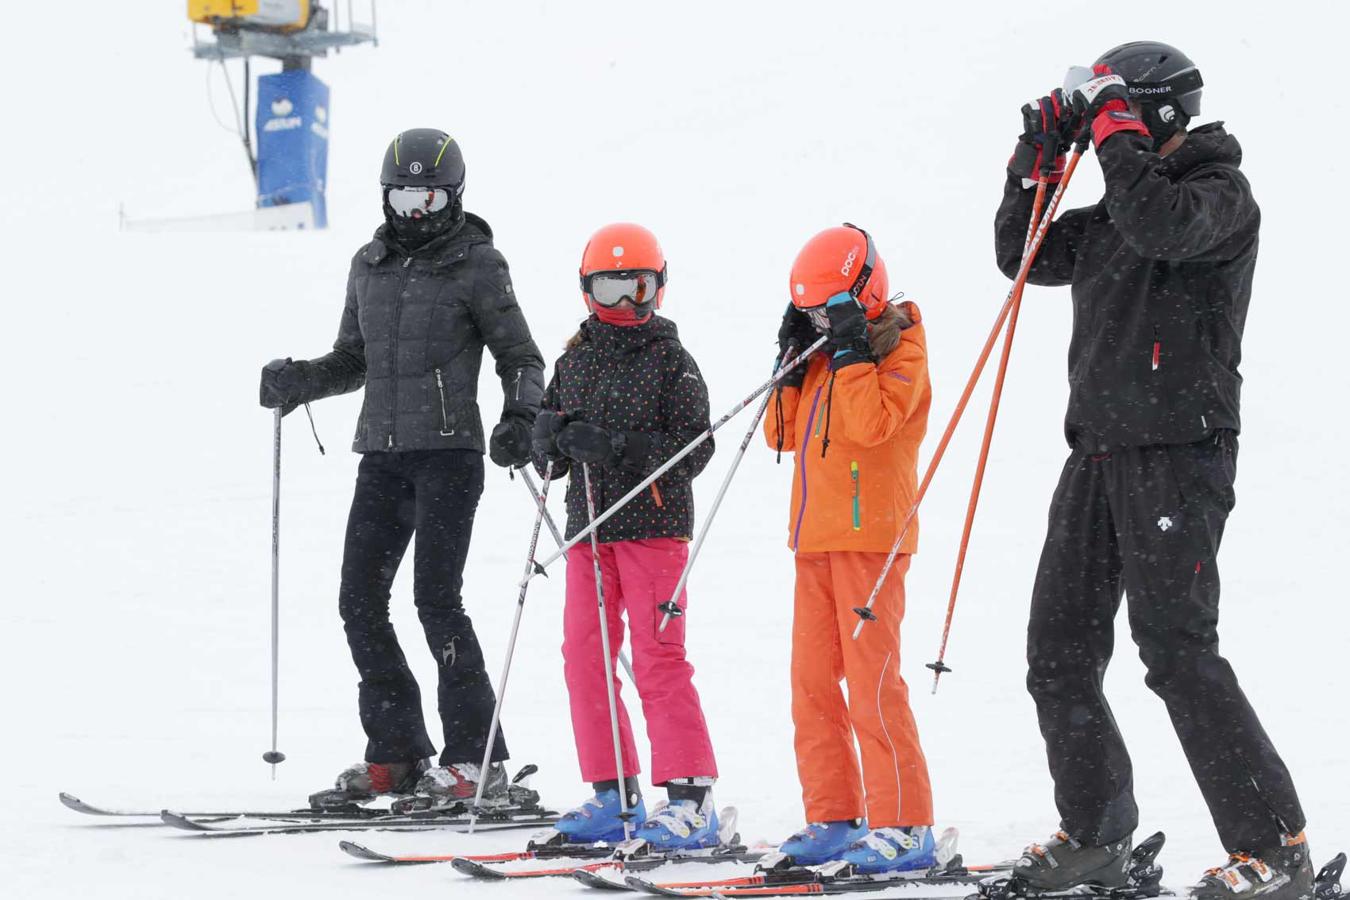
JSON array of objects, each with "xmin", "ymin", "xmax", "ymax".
[
  {"xmin": 852, "ymin": 141, "xmax": 1087, "ymax": 641},
  {"xmin": 927, "ymin": 142, "xmax": 1090, "ymax": 686}
]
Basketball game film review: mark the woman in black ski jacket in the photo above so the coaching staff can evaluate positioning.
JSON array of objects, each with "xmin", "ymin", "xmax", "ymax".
[{"xmin": 258, "ymin": 129, "xmax": 544, "ymax": 810}]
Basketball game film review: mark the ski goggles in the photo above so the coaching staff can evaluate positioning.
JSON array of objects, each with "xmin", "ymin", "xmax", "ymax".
[
  {"xmin": 802, "ymin": 304, "xmax": 832, "ymax": 332},
  {"xmin": 385, "ymin": 185, "xmax": 452, "ymax": 218},
  {"xmin": 581, "ymin": 269, "xmax": 666, "ymax": 308}
]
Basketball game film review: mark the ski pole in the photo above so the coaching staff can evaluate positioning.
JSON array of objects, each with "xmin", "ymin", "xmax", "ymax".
[
  {"xmin": 928, "ymin": 135, "xmax": 1090, "ymax": 690},
  {"xmin": 851, "ymin": 141, "xmax": 1088, "ymax": 641},
  {"xmin": 523, "ymin": 334, "xmax": 829, "ymax": 584},
  {"xmin": 515, "ymin": 466, "xmax": 637, "ymax": 684},
  {"xmin": 469, "ymin": 460, "xmax": 556, "ymax": 829},
  {"xmin": 581, "ymin": 462, "xmax": 634, "ymax": 840},
  {"xmin": 658, "ymin": 351, "xmax": 790, "ymax": 633},
  {"xmin": 262, "ymin": 408, "xmax": 286, "ymax": 774}
]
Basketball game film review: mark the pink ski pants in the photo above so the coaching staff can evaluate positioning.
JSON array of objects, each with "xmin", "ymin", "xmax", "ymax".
[{"xmin": 563, "ymin": 538, "xmax": 718, "ymax": 785}]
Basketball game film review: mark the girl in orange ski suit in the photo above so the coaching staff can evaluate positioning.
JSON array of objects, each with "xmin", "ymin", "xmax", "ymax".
[{"xmin": 765, "ymin": 293, "xmax": 933, "ymax": 834}]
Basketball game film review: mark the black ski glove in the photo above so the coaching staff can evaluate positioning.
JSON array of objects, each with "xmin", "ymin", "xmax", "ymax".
[
  {"xmin": 531, "ymin": 409, "xmax": 569, "ymax": 460},
  {"xmin": 1010, "ymin": 89, "xmax": 1077, "ymax": 183},
  {"xmin": 557, "ymin": 421, "xmax": 620, "ymax": 465},
  {"xmin": 259, "ymin": 357, "xmax": 306, "ymax": 415},
  {"xmin": 776, "ymin": 303, "xmax": 815, "ymax": 389},
  {"xmin": 557, "ymin": 421, "xmax": 653, "ymax": 470},
  {"xmin": 825, "ymin": 295, "xmax": 873, "ymax": 370},
  {"xmin": 489, "ymin": 418, "xmax": 533, "ymax": 468}
]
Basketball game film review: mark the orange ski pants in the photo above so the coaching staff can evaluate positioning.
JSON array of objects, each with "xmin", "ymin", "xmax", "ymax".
[{"xmin": 791, "ymin": 551, "xmax": 933, "ymax": 828}]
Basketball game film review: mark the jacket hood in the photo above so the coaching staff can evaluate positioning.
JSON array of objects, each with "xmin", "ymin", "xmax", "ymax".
[
  {"xmin": 1159, "ymin": 123, "xmax": 1242, "ymax": 178},
  {"xmin": 566, "ymin": 314, "xmax": 680, "ymax": 352},
  {"xmin": 365, "ymin": 211, "xmax": 494, "ymax": 264}
]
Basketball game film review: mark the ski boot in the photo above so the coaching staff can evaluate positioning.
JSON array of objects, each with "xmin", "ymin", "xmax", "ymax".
[
  {"xmin": 635, "ymin": 795, "xmax": 722, "ymax": 851},
  {"xmin": 764, "ymin": 819, "xmax": 869, "ymax": 868},
  {"xmin": 1009, "ymin": 830, "xmax": 1133, "ymax": 891},
  {"xmin": 842, "ymin": 825, "xmax": 937, "ymax": 874},
  {"xmin": 1191, "ymin": 834, "xmax": 1316, "ymax": 900},
  {"xmin": 548, "ymin": 781, "xmax": 647, "ymax": 845},
  {"xmin": 307, "ymin": 759, "xmax": 428, "ymax": 809}
]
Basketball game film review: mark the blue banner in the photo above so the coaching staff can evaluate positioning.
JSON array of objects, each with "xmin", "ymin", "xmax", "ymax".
[{"xmin": 255, "ymin": 70, "xmax": 330, "ymax": 228}]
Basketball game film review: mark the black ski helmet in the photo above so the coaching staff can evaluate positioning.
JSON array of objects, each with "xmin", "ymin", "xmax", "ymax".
[
  {"xmin": 1095, "ymin": 41, "xmax": 1203, "ymax": 145},
  {"xmin": 380, "ymin": 128, "xmax": 465, "ymax": 192}
]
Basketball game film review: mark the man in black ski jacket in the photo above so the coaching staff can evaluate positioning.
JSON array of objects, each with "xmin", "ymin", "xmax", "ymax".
[
  {"xmin": 259, "ymin": 129, "xmax": 545, "ymax": 809},
  {"xmin": 993, "ymin": 44, "xmax": 1310, "ymax": 900}
]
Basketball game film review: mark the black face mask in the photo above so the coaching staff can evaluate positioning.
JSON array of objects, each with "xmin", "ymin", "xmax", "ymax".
[
  {"xmin": 1139, "ymin": 102, "xmax": 1189, "ymax": 152},
  {"xmin": 384, "ymin": 198, "xmax": 464, "ymax": 249}
]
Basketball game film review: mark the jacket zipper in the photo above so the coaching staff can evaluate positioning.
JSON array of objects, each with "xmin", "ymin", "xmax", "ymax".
[
  {"xmin": 1151, "ymin": 326, "xmax": 1161, "ymax": 372},
  {"xmin": 386, "ymin": 257, "xmax": 414, "ymax": 449},
  {"xmin": 650, "ymin": 482, "xmax": 664, "ymax": 508},
  {"xmin": 513, "ymin": 369, "xmax": 523, "ymax": 402},
  {"xmin": 792, "ymin": 385, "xmax": 824, "ymax": 550},
  {"xmin": 435, "ymin": 368, "xmax": 455, "ymax": 436},
  {"xmin": 851, "ymin": 461, "xmax": 861, "ymax": 531}
]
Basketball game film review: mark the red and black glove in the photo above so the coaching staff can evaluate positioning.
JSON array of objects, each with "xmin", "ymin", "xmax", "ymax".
[
  {"xmin": 1067, "ymin": 64, "xmax": 1150, "ymax": 148},
  {"xmin": 1009, "ymin": 89, "xmax": 1078, "ymax": 184}
]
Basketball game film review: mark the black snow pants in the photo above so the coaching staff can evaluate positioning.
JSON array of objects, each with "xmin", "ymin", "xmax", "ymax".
[
  {"xmin": 338, "ymin": 449, "xmax": 507, "ymax": 766},
  {"xmin": 1027, "ymin": 431, "xmax": 1304, "ymax": 854}
]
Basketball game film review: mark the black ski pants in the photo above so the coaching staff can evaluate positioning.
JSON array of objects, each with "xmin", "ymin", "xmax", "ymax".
[
  {"xmin": 338, "ymin": 449, "xmax": 507, "ymax": 766},
  {"xmin": 1027, "ymin": 432, "xmax": 1304, "ymax": 853}
]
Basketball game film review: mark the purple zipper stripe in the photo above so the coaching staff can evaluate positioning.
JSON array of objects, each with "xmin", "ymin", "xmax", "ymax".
[
  {"xmin": 885, "ymin": 372, "xmax": 912, "ymax": 383},
  {"xmin": 792, "ymin": 386, "xmax": 824, "ymax": 551}
]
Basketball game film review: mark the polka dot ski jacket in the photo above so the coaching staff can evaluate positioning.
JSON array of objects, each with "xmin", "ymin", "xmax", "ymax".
[{"xmin": 534, "ymin": 315, "xmax": 714, "ymax": 543}]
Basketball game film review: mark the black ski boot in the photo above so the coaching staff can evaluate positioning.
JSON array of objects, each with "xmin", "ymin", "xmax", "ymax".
[
  {"xmin": 1191, "ymin": 835, "xmax": 1316, "ymax": 900},
  {"xmin": 308, "ymin": 759, "xmax": 428, "ymax": 809},
  {"xmin": 1011, "ymin": 831, "xmax": 1134, "ymax": 891}
]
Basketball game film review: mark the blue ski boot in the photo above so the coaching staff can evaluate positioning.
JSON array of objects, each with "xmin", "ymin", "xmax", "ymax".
[
  {"xmin": 773, "ymin": 819, "xmax": 869, "ymax": 866},
  {"xmin": 843, "ymin": 825, "xmax": 937, "ymax": 874},
  {"xmin": 636, "ymin": 796, "xmax": 722, "ymax": 851},
  {"xmin": 553, "ymin": 786, "xmax": 647, "ymax": 845}
]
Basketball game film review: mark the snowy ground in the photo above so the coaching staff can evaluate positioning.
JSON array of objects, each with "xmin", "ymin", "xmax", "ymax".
[{"xmin": 4, "ymin": 2, "xmax": 1346, "ymax": 897}]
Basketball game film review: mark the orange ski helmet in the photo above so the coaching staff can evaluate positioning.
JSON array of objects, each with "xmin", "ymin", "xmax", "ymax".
[
  {"xmin": 579, "ymin": 222, "xmax": 668, "ymax": 314},
  {"xmin": 789, "ymin": 224, "xmax": 890, "ymax": 320}
]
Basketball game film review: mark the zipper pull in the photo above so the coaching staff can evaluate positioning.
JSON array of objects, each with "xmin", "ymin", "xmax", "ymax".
[
  {"xmin": 387, "ymin": 434, "xmax": 394, "ymax": 449},
  {"xmin": 513, "ymin": 369, "xmax": 522, "ymax": 402},
  {"xmin": 403, "ymin": 258, "xmax": 412, "ymax": 269},
  {"xmin": 1152, "ymin": 340, "xmax": 1161, "ymax": 372}
]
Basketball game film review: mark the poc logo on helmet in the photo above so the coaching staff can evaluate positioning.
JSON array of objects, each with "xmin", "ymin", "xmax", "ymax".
[
  {"xmin": 1158, "ymin": 105, "xmax": 1177, "ymax": 123},
  {"xmin": 409, "ymin": 161, "xmax": 424, "ymax": 174},
  {"xmin": 840, "ymin": 247, "xmax": 858, "ymax": 277}
]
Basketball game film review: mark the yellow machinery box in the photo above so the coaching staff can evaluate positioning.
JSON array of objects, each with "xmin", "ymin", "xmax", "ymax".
[{"xmin": 188, "ymin": 1, "xmax": 309, "ymax": 31}]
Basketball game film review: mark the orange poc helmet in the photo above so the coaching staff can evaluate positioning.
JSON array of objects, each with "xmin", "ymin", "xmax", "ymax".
[
  {"xmin": 789, "ymin": 223, "xmax": 890, "ymax": 320},
  {"xmin": 578, "ymin": 222, "xmax": 668, "ymax": 313}
]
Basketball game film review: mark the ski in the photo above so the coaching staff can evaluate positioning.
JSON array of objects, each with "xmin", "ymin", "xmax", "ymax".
[
  {"xmin": 58, "ymin": 791, "xmax": 391, "ymax": 823},
  {"xmin": 451, "ymin": 845, "xmax": 765, "ymax": 882},
  {"xmin": 623, "ymin": 857, "xmax": 1005, "ymax": 898},
  {"xmin": 573, "ymin": 867, "xmax": 639, "ymax": 890},
  {"xmin": 338, "ymin": 839, "xmax": 615, "ymax": 865},
  {"xmin": 161, "ymin": 806, "xmax": 558, "ymax": 837}
]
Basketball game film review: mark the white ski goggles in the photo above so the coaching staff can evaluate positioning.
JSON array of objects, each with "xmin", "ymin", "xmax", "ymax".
[
  {"xmin": 385, "ymin": 186, "xmax": 451, "ymax": 218},
  {"xmin": 583, "ymin": 270, "xmax": 664, "ymax": 308}
]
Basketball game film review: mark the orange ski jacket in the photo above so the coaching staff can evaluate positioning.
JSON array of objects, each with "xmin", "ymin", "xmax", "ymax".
[{"xmin": 763, "ymin": 302, "xmax": 931, "ymax": 555}]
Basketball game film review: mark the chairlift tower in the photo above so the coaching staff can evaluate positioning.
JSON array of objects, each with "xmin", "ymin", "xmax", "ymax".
[{"xmin": 177, "ymin": 1, "xmax": 378, "ymax": 230}]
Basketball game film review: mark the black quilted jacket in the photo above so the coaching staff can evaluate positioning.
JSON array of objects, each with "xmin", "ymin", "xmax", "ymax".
[{"xmin": 293, "ymin": 213, "xmax": 544, "ymax": 453}]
